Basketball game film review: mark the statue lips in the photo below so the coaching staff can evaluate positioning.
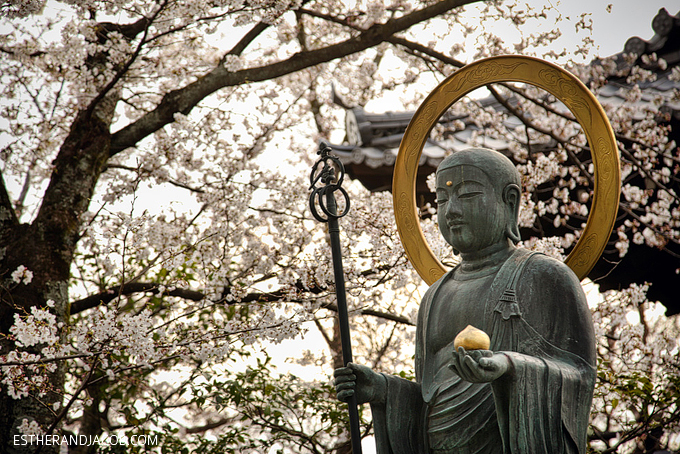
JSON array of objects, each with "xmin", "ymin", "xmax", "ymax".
[{"xmin": 446, "ymin": 218, "xmax": 466, "ymax": 229}]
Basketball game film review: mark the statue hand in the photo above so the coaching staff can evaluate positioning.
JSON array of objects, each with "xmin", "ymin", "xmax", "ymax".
[
  {"xmin": 333, "ymin": 363, "xmax": 386, "ymax": 405},
  {"xmin": 449, "ymin": 347, "xmax": 511, "ymax": 383}
]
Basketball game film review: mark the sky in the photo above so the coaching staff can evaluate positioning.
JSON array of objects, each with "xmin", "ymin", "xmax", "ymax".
[
  {"xmin": 548, "ymin": 0, "xmax": 675, "ymax": 57},
  {"xmin": 360, "ymin": 0, "xmax": 677, "ymax": 114}
]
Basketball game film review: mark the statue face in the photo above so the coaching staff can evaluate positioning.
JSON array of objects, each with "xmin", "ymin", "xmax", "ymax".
[{"xmin": 435, "ymin": 165, "xmax": 507, "ymax": 253}]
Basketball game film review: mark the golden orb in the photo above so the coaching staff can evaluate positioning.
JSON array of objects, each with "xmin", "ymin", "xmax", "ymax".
[{"xmin": 453, "ymin": 325, "xmax": 491, "ymax": 351}]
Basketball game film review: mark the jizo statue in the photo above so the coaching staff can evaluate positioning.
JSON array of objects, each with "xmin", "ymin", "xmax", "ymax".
[{"xmin": 334, "ymin": 147, "xmax": 596, "ymax": 454}]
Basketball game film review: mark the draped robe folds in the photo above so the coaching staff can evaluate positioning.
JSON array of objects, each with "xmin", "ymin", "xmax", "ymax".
[{"xmin": 369, "ymin": 248, "xmax": 596, "ymax": 454}]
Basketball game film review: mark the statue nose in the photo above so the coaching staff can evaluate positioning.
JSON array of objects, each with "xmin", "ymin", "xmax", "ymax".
[{"xmin": 446, "ymin": 199, "xmax": 462, "ymax": 218}]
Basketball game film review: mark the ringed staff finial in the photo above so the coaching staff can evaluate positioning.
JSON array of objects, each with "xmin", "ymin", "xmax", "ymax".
[{"xmin": 309, "ymin": 141, "xmax": 350, "ymax": 222}]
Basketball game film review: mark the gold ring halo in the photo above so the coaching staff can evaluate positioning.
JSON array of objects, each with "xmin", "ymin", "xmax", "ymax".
[{"xmin": 393, "ymin": 55, "xmax": 620, "ymax": 284}]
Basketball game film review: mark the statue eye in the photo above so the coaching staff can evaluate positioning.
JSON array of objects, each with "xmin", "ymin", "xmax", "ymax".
[
  {"xmin": 455, "ymin": 181, "xmax": 485, "ymax": 199},
  {"xmin": 458, "ymin": 191, "xmax": 483, "ymax": 199}
]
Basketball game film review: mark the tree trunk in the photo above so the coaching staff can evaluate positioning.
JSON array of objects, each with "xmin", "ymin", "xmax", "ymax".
[{"xmin": 0, "ymin": 108, "xmax": 112, "ymax": 454}]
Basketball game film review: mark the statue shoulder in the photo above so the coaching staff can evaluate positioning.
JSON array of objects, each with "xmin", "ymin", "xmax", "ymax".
[
  {"xmin": 421, "ymin": 267, "xmax": 457, "ymax": 304},
  {"xmin": 516, "ymin": 251, "xmax": 596, "ymax": 363},
  {"xmin": 521, "ymin": 252, "xmax": 583, "ymax": 294}
]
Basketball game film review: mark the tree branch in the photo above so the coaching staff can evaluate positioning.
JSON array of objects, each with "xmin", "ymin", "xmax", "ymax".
[
  {"xmin": 70, "ymin": 283, "xmax": 204, "ymax": 314},
  {"xmin": 104, "ymin": 163, "xmax": 206, "ymax": 193},
  {"xmin": 222, "ymin": 21, "xmax": 270, "ymax": 60},
  {"xmin": 618, "ymin": 145, "xmax": 680, "ymax": 202},
  {"xmin": 486, "ymin": 84, "xmax": 594, "ymax": 184},
  {"xmin": 109, "ymin": 0, "xmax": 480, "ymax": 155},
  {"xmin": 184, "ymin": 417, "xmax": 233, "ymax": 434},
  {"xmin": 0, "ymin": 167, "xmax": 19, "ymax": 228},
  {"xmin": 95, "ymin": 17, "xmax": 152, "ymax": 41},
  {"xmin": 85, "ymin": 2, "xmax": 167, "ymax": 119},
  {"xmin": 387, "ymin": 35, "xmax": 466, "ymax": 68},
  {"xmin": 35, "ymin": 354, "xmax": 100, "ymax": 454},
  {"xmin": 70, "ymin": 281, "xmax": 415, "ymax": 326}
]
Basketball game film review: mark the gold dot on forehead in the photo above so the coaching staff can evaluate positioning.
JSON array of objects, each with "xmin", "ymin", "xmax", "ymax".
[{"xmin": 446, "ymin": 181, "xmax": 453, "ymax": 186}]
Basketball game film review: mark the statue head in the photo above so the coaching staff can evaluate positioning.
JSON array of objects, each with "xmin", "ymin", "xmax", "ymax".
[{"xmin": 435, "ymin": 147, "xmax": 521, "ymax": 254}]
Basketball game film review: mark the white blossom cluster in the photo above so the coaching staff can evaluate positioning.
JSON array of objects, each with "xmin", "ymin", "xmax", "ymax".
[
  {"xmin": 519, "ymin": 236, "xmax": 566, "ymax": 260},
  {"xmin": 10, "ymin": 265, "xmax": 33, "ymax": 285},
  {"xmin": 578, "ymin": 59, "xmax": 680, "ymax": 260},
  {"xmin": 0, "ymin": 0, "xmax": 44, "ymax": 18},
  {"xmin": 17, "ymin": 418, "xmax": 44, "ymax": 437},
  {"xmin": 590, "ymin": 283, "xmax": 680, "ymax": 451},
  {"xmin": 1, "ymin": 303, "xmax": 61, "ymax": 399},
  {"xmin": 2, "ymin": 351, "xmax": 47, "ymax": 399},
  {"xmin": 10, "ymin": 302, "xmax": 59, "ymax": 348}
]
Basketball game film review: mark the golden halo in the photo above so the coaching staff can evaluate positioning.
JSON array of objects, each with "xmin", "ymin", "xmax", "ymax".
[{"xmin": 393, "ymin": 55, "xmax": 620, "ymax": 284}]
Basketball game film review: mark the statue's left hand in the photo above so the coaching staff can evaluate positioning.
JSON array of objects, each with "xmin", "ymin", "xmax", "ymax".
[{"xmin": 449, "ymin": 347, "xmax": 511, "ymax": 383}]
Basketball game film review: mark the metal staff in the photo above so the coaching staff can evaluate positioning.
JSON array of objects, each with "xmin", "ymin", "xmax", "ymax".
[{"xmin": 309, "ymin": 140, "xmax": 362, "ymax": 454}]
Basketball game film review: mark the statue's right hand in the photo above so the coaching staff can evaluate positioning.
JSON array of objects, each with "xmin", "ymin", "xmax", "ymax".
[{"xmin": 333, "ymin": 363, "xmax": 386, "ymax": 405}]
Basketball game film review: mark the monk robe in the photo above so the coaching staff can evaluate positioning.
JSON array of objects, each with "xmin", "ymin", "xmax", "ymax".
[{"xmin": 369, "ymin": 248, "xmax": 596, "ymax": 454}]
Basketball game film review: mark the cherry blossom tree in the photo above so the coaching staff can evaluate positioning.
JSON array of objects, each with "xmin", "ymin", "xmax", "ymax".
[
  {"xmin": 0, "ymin": 1, "xmax": 678, "ymax": 453},
  {"xmin": 0, "ymin": 1, "xmax": 476, "ymax": 452}
]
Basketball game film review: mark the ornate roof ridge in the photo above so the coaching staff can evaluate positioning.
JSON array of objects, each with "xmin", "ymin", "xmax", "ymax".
[{"xmin": 595, "ymin": 8, "xmax": 680, "ymax": 73}]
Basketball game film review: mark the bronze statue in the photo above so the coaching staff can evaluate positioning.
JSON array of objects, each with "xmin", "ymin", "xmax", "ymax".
[{"xmin": 334, "ymin": 147, "xmax": 596, "ymax": 454}]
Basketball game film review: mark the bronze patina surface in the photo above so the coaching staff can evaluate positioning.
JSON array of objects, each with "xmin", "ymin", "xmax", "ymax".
[{"xmin": 336, "ymin": 147, "xmax": 598, "ymax": 453}]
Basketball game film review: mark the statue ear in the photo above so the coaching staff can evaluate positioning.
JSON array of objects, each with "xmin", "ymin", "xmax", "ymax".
[{"xmin": 503, "ymin": 184, "xmax": 521, "ymax": 244}]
